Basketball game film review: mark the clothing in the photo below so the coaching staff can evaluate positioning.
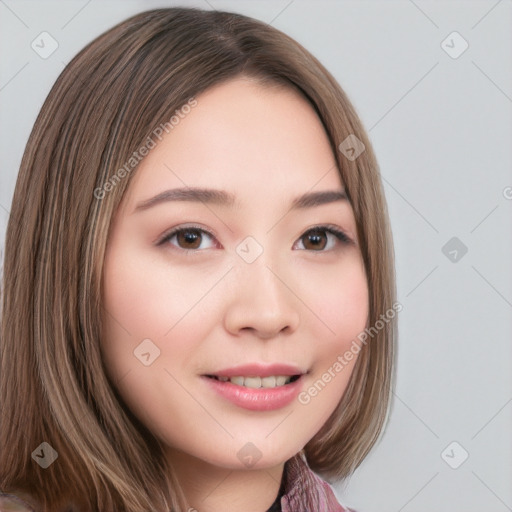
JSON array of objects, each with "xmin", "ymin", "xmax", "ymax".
[
  {"xmin": 268, "ymin": 451, "xmax": 356, "ymax": 512},
  {"xmin": 1, "ymin": 453, "xmax": 356, "ymax": 512},
  {"xmin": 0, "ymin": 493, "xmax": 34, "ymax": 511}
]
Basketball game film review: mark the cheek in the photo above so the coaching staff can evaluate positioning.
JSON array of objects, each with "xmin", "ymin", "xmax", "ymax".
[
  {"xmin": 297, "ymin": 255, "xmax": 368, "ymax": 411},
  {"xmin": 100, "ymin": 247, "xmax": 210, "ymax": 427},
  {"xmin": 100, "ymin": 245, "xmax": 172, "ymax": 383},
  {"xmin": 302, "ymin": 253, "xmax": 369, "ymax": 347},
  {"xmin": 100, "ymin": 245, "xmax": 223, "ymax": 384},
  {"xmin": 102, "ymin": 244, "xmax": 211, "ymax": 337}
]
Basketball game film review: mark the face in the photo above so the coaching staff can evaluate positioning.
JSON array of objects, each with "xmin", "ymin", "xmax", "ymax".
[{"xmin": 101, "ymin": 77, "xmax": 369, "ymax": 471}]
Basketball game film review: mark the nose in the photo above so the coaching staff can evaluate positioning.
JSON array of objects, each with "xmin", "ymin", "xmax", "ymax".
[{"xmin": 223, "ymin": 258, "xmax": 300, "ymax": 339}]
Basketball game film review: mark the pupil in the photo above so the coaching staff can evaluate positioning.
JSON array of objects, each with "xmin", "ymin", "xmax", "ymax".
[
  {"xmin": 307, "ymin": 231, "xmax": 326, "ymax": 250},
  {"xmin": 179, "ymin": 230, "xmax": 200, "ymax": 248}
]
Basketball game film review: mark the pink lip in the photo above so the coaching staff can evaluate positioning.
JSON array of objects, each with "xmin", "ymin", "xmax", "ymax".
[
  {"xmin": 202, "ymin": 363, "xmax": 306, "ymax": 412},
  {"xmin": 206, "ymin": 363, "xmax": 304, "ymax": 378},
  {"xmin": 202, "ymin": 374, "xmax": 304, "ymax": 411}
]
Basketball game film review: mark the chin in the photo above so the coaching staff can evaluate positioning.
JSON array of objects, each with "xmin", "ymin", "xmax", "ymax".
[{"xmin": 200, "ymin": 441, "xmax": 300, "ymax": 471}]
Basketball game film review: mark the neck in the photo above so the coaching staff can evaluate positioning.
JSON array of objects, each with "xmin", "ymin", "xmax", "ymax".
[{"xmin": 166, "ymin": 448, "xmax": 285, "ymax": 512}]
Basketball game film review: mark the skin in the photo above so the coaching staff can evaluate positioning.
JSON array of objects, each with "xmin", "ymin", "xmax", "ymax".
[{"xmin": 101, "ymin": 77, "xmax": 369, "ymax": 512}]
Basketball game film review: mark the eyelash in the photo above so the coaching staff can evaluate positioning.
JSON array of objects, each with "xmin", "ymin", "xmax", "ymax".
[{"xmin": 156, "ymin": 224, "xmax": 353, "ymax": 253}]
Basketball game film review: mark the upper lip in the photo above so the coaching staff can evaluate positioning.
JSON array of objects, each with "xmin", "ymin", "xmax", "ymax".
[{"xmin": 205, "ymin": 363, "xmax": 306, "ymax": 378}]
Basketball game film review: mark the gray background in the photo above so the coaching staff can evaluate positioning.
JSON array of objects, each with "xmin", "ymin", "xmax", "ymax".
[{"xmin": 1, "ymin": 1, "xmax": 511, "ymax": 511}]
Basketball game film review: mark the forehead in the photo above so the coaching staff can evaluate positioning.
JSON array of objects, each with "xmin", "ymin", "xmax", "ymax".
[{"xmin": 123, "ymin": 77, "xmax": 343, "ymax": 209}]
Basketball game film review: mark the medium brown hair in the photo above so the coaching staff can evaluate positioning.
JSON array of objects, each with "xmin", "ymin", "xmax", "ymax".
[{"xmin": 0, "ymin": 7, "xmax": 397, "ymax": 511}]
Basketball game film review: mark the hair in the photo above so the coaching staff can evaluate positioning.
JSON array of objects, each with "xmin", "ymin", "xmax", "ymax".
[{"xmin": 0, "ymin": 7, "xmax": 397, "ymax": 512}]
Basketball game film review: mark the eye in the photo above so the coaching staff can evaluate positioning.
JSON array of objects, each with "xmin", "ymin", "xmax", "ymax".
[
  {"xmin": 157, "ymin": 225, "xmax": 218, "ymax": 251},
  {"xmin": 156, "ymin": 224, "xmax": 353, "ymax": 253},
  {"xmin": 294, "ymin": 225, "xmax": 353, "ymax": 251}
]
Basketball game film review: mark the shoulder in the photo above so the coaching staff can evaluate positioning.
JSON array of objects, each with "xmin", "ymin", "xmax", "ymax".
[{"xmin": 0, "ymin": 493, "xmax": 36, "ymax": 512}]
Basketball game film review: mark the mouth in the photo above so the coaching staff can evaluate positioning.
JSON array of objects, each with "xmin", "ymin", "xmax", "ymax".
[
  {"xmin": 204, "ymin": 374, "xmax": 301, "ymax": 388},
  {"xmin": 201, "ymin": 363, "xmax": 307, "ymax": 411}
]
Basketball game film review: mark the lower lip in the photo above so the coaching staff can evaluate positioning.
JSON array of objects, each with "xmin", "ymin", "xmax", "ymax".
[{"xmin": 202, "ymin": 376, "xmax": 304, "ymax": 411}]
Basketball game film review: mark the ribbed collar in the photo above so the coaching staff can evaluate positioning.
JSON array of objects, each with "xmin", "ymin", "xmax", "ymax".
[{"xmin": 276, "ymin": 452, "xmax": 354, "ymax": 512}]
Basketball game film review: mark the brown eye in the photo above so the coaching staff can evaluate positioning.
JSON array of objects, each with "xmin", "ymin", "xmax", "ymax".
[
  {"xmin": 295, "ymin": 226, "xmax": 352, "ymax": 252},
  {"xmin": 302, "ymin": 229, "xmax": 328, "ymax": 250},
  {"xmin": 176, "ymin": 229, "xmax": 202, "ymax": 249},
  {"xmin": 159, "ymin": 226, "xmax": 216, "ymax": 251}
]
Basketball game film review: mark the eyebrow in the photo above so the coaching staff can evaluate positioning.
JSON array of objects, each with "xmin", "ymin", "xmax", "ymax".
[{"xmin": 133, "ymin": 187, "xmax": 348, "ymax": 213}]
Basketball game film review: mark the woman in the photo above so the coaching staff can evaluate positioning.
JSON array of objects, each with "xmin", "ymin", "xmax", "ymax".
[{"xmin": 0, "ymin": 7, "xmax": 397, "ymax": 512}]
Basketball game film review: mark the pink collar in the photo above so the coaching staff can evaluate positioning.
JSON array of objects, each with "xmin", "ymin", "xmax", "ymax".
[{"xmin": 279, "ymin": 452, "xmax": 356, "ymax": 512}]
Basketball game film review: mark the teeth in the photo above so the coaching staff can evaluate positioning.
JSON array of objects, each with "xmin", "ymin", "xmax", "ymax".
[
  {"xmin": 275, "ymin": 376, "xmax": 287, "ymax": 386},
  {"xmin": 230, "ymin": 376, "xmax": 245, "ymax": 386},
  {"xmin": 261, "ymin": 376, "xmax": 276, "ymax": 388},
  {"xmin": 213, "ymin": 375, "xmax": 295, "ymax": 388},
  {"xmin": 244, "ymin": 376, "xmax": 261, "ymax": 389}
]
